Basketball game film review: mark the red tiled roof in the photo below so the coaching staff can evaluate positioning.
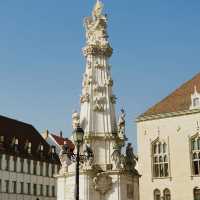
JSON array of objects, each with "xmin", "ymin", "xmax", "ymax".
[
  {"xmin": 51, "ymin": 134, "xmax": 75, "ymax": 150},
  {"xmin": 0, "ymin": 115, "xmax": 60, "ymax": 164},
  {"xmin": 139, "ymin": 72, "xmax": 200, "ymax": 118}
]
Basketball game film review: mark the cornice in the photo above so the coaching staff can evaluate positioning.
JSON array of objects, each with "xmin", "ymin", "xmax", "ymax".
[{"xmin": 136, "ymin": 109, "xmax": 200, "ymax": 123}]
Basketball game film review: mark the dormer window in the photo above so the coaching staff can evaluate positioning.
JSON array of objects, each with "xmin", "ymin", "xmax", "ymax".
[
  {"xmin": 193, "ymin": 97, "xmax": 200, "ymax": 107},
  {"xmin": 190, "ymin": 86, "xmax": 200, "ymax": 110}
]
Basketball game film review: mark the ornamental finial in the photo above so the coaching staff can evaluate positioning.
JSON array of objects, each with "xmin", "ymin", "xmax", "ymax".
[{"xmin": 92, "ymin": 0, "xmax": 104, "ymax": 18}]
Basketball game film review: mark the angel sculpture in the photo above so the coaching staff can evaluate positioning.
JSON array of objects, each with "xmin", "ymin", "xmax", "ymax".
[
  {"xmin": 59, "ymin": 142, "xmax": 72, "ymax": 174},
  {"xmin": 125, "ymin": 143, "xmax": 138, "ymax": 172},
  {"xmin": 118, "ymin": 109, "xmax": 126, "ymax": 138}
]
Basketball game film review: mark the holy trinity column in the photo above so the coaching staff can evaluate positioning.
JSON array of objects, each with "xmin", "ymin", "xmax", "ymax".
[{"xmin": 57, "ymin": 1, "xmax": 139, "ymax": 200}]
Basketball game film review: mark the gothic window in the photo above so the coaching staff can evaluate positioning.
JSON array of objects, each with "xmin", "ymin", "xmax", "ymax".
[
  {"xmin": 191, "ymin": 136, "xmax": 200, "ymax": 175},
  {"xmin": 152, "ymin": 140, "xmax": 169, "ymax": 178},
  {"xmin": 194, "ymin": 188, "xmax": 200, "ymax": 200},
  {"xmin": 154, "ymin": 189, "xmax": 161, "ymax": 200},
  {"xmin": 163, "ymin": 188, "xmax": 171, "ymax": 200}
]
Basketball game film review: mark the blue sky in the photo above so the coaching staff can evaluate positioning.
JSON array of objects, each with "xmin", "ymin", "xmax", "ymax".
[{"xmin": 0, "ymin": 0, "xmax": 200, "ymax": 149}]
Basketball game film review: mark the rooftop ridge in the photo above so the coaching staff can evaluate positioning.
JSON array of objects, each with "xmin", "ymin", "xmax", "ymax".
[{"xmin": 138, "ymin": 72, "xmax": 200, "ymax": 119}]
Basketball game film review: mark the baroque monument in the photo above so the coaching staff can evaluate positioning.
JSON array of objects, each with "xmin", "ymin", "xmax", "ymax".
[{"xmin": 57, "ymin": 1, "xmax": 140, "ymax": 200}]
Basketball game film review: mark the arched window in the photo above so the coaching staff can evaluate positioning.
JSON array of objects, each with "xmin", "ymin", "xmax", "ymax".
[
  {"xmin": 191, "ymin": 135, "xmax": 200, "ymax": 175},
  {"xmin": 154, "ymin": 189, "xmax": 161, "ymax": 200},
  {"xmin": 152, "ymin": 140, "xmax": 169, "ymax": 178},
  {"xmin": 194, "ymin": 188, "xmax": 200, "ymax": 200},
  {"xmin": 163, "ymin": 188, "xmax": 171, "ymax": 200}
]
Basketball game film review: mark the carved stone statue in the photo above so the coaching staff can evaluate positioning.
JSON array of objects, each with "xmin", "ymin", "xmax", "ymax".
[
  {"xmin": 72, "ymin": 111, "xmax": 80, "ymax": 130},
  {"xmin": 111, "ymin": 147, "xmax": 122, "ymax": 170},
  {"xmin": 84, "ymin": 0, "xmax": 108, "ymax": 46},
  {"xmin": 59, "ymin": 143, "xmax": 72, "ymax": 174},
  {"xmin": 92, "ymin": 0, "xmax": 104, "ymax": 19},
  {"xmin": 118, "ymin": 109, "xmax": 126, "ymax": 138},
  {"xmin": 83, "ymin": 143, "xmax": 94, "ymax": 168},
  {"xmin": 125, "ymin": 143, "xmax": 138, "ymax": 172}
]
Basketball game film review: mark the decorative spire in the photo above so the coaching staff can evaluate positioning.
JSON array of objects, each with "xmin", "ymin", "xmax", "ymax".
[
  {"xmin": 92, "ymin": 0, "xmax": 104, "ymax": 18},
  {"xmin": 80, "ymin": 0, "xmax": 118, "ymax": 136}
]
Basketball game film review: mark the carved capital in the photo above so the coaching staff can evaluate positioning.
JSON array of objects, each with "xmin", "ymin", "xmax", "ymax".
[{"xmin": 83, "ymin": 44, "xmax": 113, "ymax": 57}]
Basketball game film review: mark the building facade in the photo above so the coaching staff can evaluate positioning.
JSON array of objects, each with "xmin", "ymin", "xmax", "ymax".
[
  {"xmin": 57, "ymin": 1, "xmax": 140, "ymax": 200},
  {"xmin": 0, "ymin": 115, "xmax": 60, "ymax": 200},
  {"xmin": 42, "ymin": 130, "xmax": 74, "ymax": 155},
  {"xmin": 137, "ymin": 73, "xmax": 200, "ymax": 200}
]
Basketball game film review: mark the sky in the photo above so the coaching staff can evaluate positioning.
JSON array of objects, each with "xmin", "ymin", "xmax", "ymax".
[{"xmin": 0, "ymin": 0, "xmax": 200, "ymax": 150}]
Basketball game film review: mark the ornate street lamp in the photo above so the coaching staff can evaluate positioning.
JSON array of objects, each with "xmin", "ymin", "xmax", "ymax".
[{"xmin": 73, "ymin": 125, "xmax": 84, "ymax": 200}]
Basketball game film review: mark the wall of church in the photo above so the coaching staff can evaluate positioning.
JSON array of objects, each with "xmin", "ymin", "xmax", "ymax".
[{"xmin": 137, "ymin": 112, "xmax": 200, "ymax": 200}]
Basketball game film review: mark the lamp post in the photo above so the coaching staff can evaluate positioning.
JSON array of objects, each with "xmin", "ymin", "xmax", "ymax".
[{"xmin": 73, "ymin": 125, "xmax": 84, "ymax": 200}]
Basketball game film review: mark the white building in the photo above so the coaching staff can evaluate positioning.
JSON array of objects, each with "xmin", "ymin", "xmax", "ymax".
[
  {"xmin": 57, "ymin": 1, "xmax": 140, "ymax": 200},
  {"xmin": 137, "ymin": 72, "xmax": 200, "ymax": 200},
  {"xmin": 42, "ymin": 130, "xmax": 74, "ymax": 155},
  {"xmin": 0, "ymin": 115, "xmax": 60, "ymax": 200}
]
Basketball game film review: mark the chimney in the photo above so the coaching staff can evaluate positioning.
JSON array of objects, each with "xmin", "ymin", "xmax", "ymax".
[{"xmin": 60, "ymin": 131, "xmax": 63, "ymax": 138}]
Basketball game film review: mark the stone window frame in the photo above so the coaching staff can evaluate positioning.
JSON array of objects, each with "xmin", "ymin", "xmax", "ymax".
[
  {"xmin": 163, "ymin": 188, "xmax": 171, "ymax": 200},
  {"xmin": 154, "ymin": 189, "xmax": 161, "ymax": 200},
  {"xmin": 190, "ymin": 133, "xmax": 200, "ymax": 176},
  {"xmin": 194, "ymin": 187, "xmax": 200, "ymax": 200},
  {"xmin": 151, "ymin": 137, "xmax": 171, "ymax": 179}
]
